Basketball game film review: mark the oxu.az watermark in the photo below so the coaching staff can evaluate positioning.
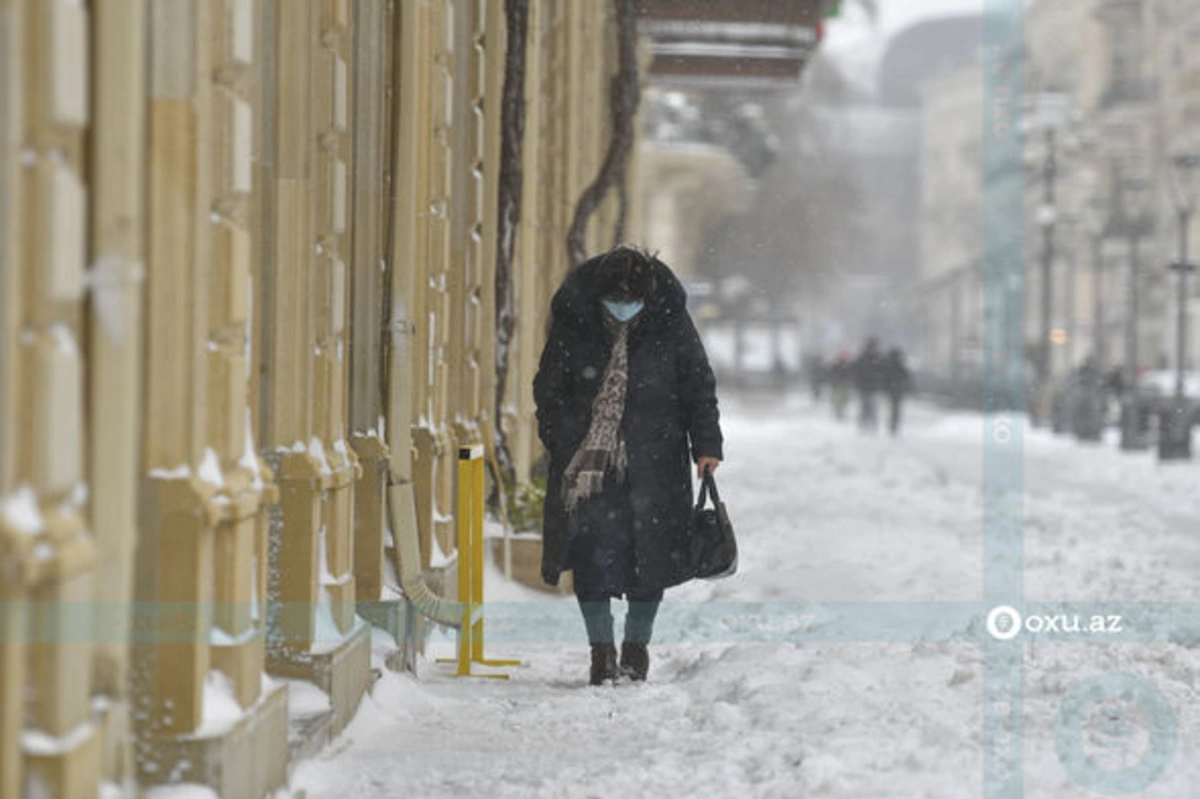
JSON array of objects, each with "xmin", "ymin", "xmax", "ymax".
[{"xmin": 987, "ymin": 605, "xmax": 1124, "ymax": 639}]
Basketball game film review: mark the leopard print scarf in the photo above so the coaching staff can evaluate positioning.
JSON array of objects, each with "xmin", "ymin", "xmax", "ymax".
[{"xmin": 562, "ymin": 318, "xmax": 630, "ymax": 513}]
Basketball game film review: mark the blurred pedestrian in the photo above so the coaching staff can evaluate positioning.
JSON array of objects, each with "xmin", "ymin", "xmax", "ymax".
[
  {"xmin": 1071, "ymin": 356, "xmax": 1104, "ymax": 441},
  {"xmin": 882, "ymin": 347, "xmax": 913, "ymax": 436},
  {"xmin": 829, "ymin": 351, "xmax": 854, "ymax": 420},
  {"xmin": 854, "ymin": 337, "xmax": 887, "ymax": 432},
  {"xmin": 773, "ymin": 353, "xmax": 791, "ymax": 391},
  {"xmin": 805, "ymin": 353, "xmax": 826, "ymax": 401},
  {"xmin": 534, "ymin": 244, "xmax": 724, "ymax": 686},
  {"xmin": 1104, "ymin": 365, "xmax": 1124, "ymax": 400}
]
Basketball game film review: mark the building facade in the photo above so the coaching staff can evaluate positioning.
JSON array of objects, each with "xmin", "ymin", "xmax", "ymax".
[
  {"xmin": 1150, "ymin": 0, "xmax": 1200, "ymax": 377},
  {"xmin": 0, "ymin": 1, "xmax": 632, "ymax": 797},
  {"xmin": 917, "ymin": 64, "xmax": 984, "ymax": 387},
  {"xmin": 917, "ymin": 0, "xmax": 1200, "ymax": 399}
]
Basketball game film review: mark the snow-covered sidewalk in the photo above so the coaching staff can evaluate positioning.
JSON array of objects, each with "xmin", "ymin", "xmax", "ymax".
[{"xmin": 293, "ymin": 394, "xmax": 1200, "ymax": 798}]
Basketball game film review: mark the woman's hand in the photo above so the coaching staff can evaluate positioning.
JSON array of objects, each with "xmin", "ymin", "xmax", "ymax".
[{"xmin": 696, "ymin": 456, "xmax": 721, "ymax": 478}]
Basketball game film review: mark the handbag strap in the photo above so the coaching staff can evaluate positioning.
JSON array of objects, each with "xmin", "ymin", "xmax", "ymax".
[{"xmin": 695, "ymin": 467, "xmax": 721, "ymax": 510}]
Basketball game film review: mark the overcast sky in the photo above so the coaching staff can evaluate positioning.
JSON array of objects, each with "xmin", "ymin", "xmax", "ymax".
[{"xmin": 822, "ymin": 0, "xmax": 988, "ymax": 89}]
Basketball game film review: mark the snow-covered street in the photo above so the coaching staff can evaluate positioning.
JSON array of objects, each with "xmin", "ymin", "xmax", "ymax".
[{"xmin": 293, "ymin": 394, "xmax": 1200, "ymax": 799}]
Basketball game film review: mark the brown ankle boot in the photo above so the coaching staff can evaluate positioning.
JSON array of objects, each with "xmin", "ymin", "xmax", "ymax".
[
  {"xmin": 619, "ymin": 642, "xmax": 649, "ymax": 681},
  {"xmin": 589, "ymin": 643, "xmax": 618, "ymax": 685}
]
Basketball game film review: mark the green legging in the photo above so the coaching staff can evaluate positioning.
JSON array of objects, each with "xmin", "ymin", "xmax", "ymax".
[{"xmin": 575, "ymin": 588, "xmax": 663, "ymax": 645}]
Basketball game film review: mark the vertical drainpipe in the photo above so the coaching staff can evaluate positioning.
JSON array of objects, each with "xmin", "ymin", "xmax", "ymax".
[
  {"xmin": 386, "ymin": 0, "xmax": 462, "ymax": 629},
  {"xmin": 0, "ymin": 6, "xmax": 22, "ymax": 795}
]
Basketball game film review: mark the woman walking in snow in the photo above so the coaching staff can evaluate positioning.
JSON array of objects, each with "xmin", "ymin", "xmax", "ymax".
[{"xmin": 534, "ymin": 245, "xmax": 724, "ymax": 685}]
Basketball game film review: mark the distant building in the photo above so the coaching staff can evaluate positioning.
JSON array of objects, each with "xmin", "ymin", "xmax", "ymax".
[
  {"xmin": 1150, "ymin": 0, "xmax": 1200, "ymax": 377},
  {"xmin": 1023, "ymin": 0, "xmax": 1133, "ymax": 379},
  {"xmin": 916, "ymin": 63, "xmax": 983, "ymax": 384},
  {"xmin": 858, "ymin": 14, "xmax": 982, "ymax": 353},
  {"xmin": 913, "ymin": 0, "xmax": 1200, "ymax": 399}
]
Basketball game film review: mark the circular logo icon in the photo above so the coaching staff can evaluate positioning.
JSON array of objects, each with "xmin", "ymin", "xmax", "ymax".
[
  {"xmin": 986, "ymin": 605, "xmax": 1022, "ymax": 641},
  {"xmin": 1054, "ymin": 672, "xmax": 1177, "ymax": 794}
]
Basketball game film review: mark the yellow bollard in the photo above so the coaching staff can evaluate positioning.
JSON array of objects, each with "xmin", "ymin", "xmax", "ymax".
[{"xmin": 437, "ymin": 444, "xmax": 520, "ymax": 679}]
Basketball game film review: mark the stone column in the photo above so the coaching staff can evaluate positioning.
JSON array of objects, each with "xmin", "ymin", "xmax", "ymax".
[
  {"xmin": 263, "ymin": 0, "xmax": 321, "ymax": 662},
  {"xmin": 348, "ymin": 0, "xmax": 392, "ymax": 604},
  {"xmin": 137, "ymin": 0, "xmax": 217, "ymax": 774},
  {"xmin": 400, "ymin": 0, "xmax": 440, "ymax": 574},
  {"xmin": 0, "ymin": 0, "xmax": 26, "ymax": 788},
  {"xmin": 207, "ymin": 0, "xmax": 271, "ymax": 712},
  {"xmin": 261, "ymin": 0, "xmax": 369, "ymax": 740},
  {"xmin": 312, "ymin": 0, "xmax": 360, "ymax": 637},
  {"xmin": 89, "ymin": 0, "xmax": 147, "ymax": 787},
  {"xmin": 14, "ymin": 1, "xmax": 105, "ymax": 795}
]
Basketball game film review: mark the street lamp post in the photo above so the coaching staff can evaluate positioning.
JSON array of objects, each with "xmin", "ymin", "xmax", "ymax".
[
  {"xmin": 1086, "ymin": 194, "xmax": 1110, "ymax": 370},
  {"xmin": 1158, "ymin": 152, "xmax": 1200, "ymax": 461},
  {"xmin": 1025, "ymin": 93, "xmax": 1070, "ymax": 427},
  {"xmin": 1060, "ymin": 210, "xmax": 1083, "ymax": 370},
  {"xmin": 1037, "ymin": 128, "xmax": 1059, "ymax": 426},
  {"xmin": 1118, "ymin": 175, "xmax": 1152, "ymax": 452}
]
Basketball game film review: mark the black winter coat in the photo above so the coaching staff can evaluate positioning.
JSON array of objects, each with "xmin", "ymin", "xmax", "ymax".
[
  {"xmin": 854, "ymin": 349, "xmax": 887, "ymax": 392},
  {"xmin": 881, "ymin": 357, "xmax": 913, "ymax": 397},
  {"xmin": 533, "ymin": 256, "xmax": 724, "ymax": 589}
]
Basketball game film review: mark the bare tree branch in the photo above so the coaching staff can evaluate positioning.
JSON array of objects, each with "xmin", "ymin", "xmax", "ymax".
[
  {"xmin": 613, "ymin": 178, "xmax": 629, "ymax": 248},
  {"xmin": 567, "ymin": 0, "xmax": 640, "ymax": 268},
  {"xmin": 493, "ymin": 0, "xmax": 529, "ymax": 492}
]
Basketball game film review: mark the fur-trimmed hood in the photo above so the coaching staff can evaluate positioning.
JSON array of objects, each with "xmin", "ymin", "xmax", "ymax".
[{"xmin": 549, "ymin": 253, "xmax": 689, "ymax": 335}]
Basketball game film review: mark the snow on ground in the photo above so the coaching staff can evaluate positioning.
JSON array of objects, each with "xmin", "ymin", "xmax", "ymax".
[{"xmin": 293, "ymin": 393, "xmax": 1200, "ymax": 798}]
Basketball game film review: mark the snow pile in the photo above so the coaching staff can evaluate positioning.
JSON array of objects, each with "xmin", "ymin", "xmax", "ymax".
[
  {"xmin": 309, "ymin": 437, "xmax": 334, "ymax": 477},
  {"xmin": 192, "ymin": 671, "xmax": 243, "ymax": 738},
  {"xmin": 99, "ymin": 783, "xmax": 126, "ymax": 799},
  {"xmin": 0, "ymin": 485, "xmax": 44, "ymax": 535},
  {"xmin": 210, "ymin": 623, "xmax": 257, "ymax": 647},
  {"xmin": 311, "ymin": 588, "xmax": 366, "ymax": 655},
  {"xmin": 292, "ymin": 396, "xmax": 1200, "ymax": 798},
  {"xmin": 148, "ymin": 464, "xmax": 191, "ymax": 480},
  {"xmin": 198, "ymin": 448, "xmax": 224, "ymax": 489},
  {"xmin": 21, "ymin": 721, "xmax": 94, "ymax": 756},
  {"xmin": 144, "ymin": 785, "xmax": 219, "ymax": 799},
  {"xmin": 281, "ymin": 678, "xmax": 332, "ymax": 719}
]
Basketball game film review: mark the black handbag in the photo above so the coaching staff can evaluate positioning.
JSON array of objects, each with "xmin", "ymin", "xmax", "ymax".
[{"xmin": 689, "ymin": 469, "xmax": 737, "ymax": 579}]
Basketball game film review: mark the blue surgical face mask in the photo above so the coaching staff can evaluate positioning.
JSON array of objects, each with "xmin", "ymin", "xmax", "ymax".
[{"xmin": 602, "ymin": 299, "xmax": 644, "ymax": 322}]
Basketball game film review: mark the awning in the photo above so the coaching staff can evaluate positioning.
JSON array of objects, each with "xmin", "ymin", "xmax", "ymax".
[{"xmin": 638, "ymin": 0, "xmax": 829, "ymax": 88}]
